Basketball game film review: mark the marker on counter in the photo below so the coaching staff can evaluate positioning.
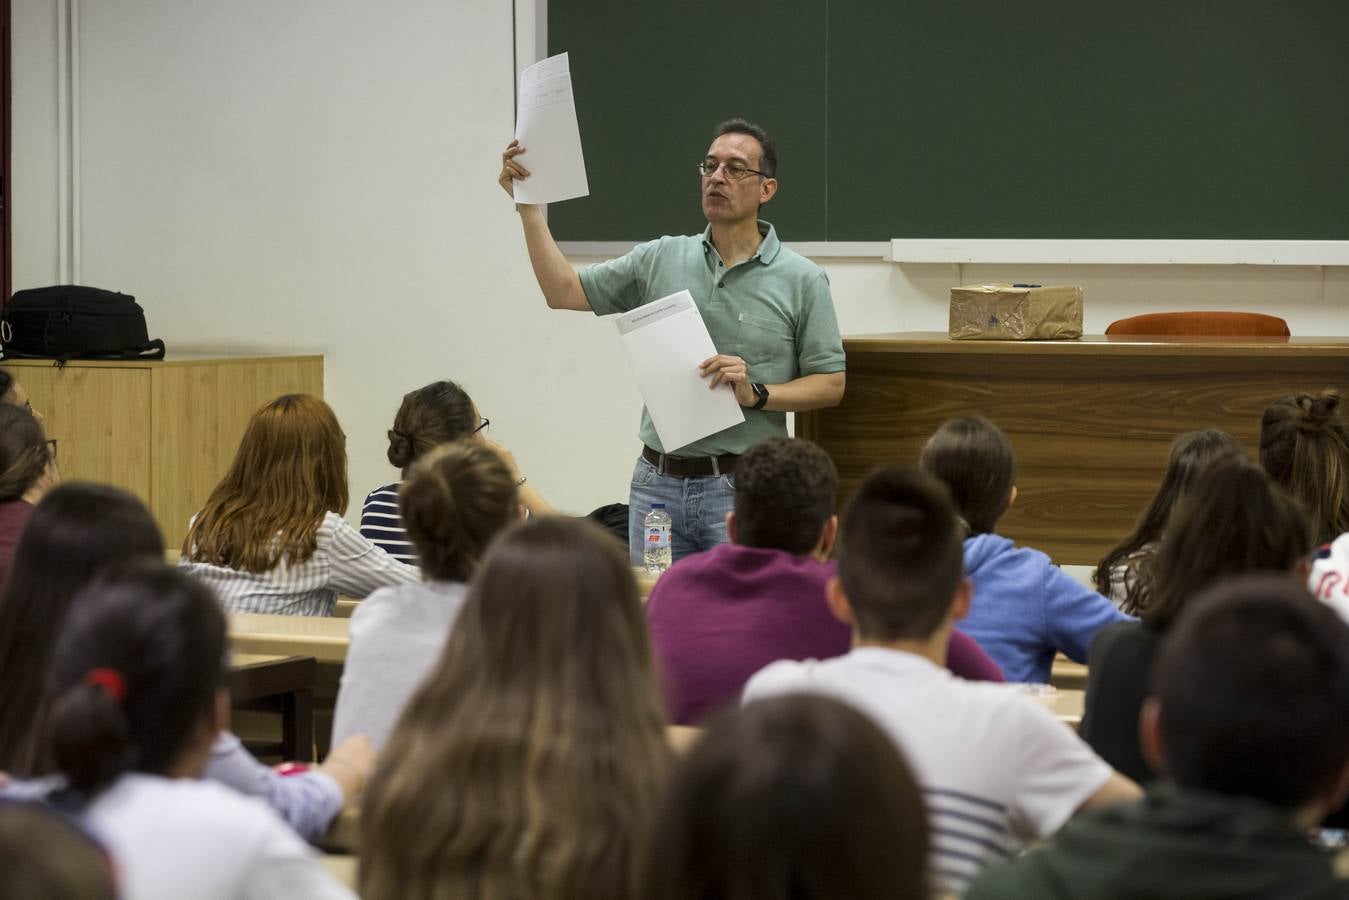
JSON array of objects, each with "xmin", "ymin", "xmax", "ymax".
[{"xmin": 1012, "ymin": 283, "xmax": 1042, "ymax": 288}]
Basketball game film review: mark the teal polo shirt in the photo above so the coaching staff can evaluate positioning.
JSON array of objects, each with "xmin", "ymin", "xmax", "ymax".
[{"xmin": 578, "ymin": 220, "xmax": 846, "ymax": 456}]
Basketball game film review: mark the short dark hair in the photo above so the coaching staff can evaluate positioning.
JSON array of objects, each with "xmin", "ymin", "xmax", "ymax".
[
  {"xmin": 712, "ymin": 118, "xmax": 777, "ymax": 178},
  {"xmin": 919, "ymin": 416, "xmax": 1016, "ymax": 535},
  {"xmin": 1136, "ymin": 456, "xmax": 1311, "ymax": 629},
  {"xmin": 1152, "ymin": 574, "xmax": 1349, "ymax": 809},
  {"xmin": 643, "ymin": 694, "xmax": 929, "ymax": 900},
  {"xmin": 0, "ymin": 368, "xmax": 13, "ymax": 401},
  {"xmin": 733, "ymin": 437, "xmax": 837, "ymax": 555},
  {"xmin": 387, "ymin": 380, "xmax": 477, "ymax": 473},
  {"xmin": 837, "ymin": 466, "xmax": 964, "ymax": 641}
]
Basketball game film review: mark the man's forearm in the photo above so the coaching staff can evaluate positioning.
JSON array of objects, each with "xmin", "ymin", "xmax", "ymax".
[
  {"xmin": 517, "ymin": 205, "xmax": 591, "ymax": 311},
  {"xmin": 761, "ymin": 372, "xmax": 846, "ymax": 412}
]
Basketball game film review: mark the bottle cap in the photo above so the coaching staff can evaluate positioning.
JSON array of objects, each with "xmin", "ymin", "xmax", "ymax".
[{"xmin": 652, "ymin": 503, "xmax": 666, "ymax": 509}]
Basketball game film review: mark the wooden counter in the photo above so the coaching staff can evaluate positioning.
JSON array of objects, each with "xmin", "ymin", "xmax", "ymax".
[
  {"xmin": 798, "ymin": 333, "xmax": 1349, "ymax": 564},
  {"xmin": 6, "ymin": 353, "xmax": 322, "ymax": 547}
]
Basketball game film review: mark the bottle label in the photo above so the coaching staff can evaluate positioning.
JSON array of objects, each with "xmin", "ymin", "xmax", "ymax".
[{"xmin": 646, "ymin": 528, "xmax": 670, "ymax": 545}]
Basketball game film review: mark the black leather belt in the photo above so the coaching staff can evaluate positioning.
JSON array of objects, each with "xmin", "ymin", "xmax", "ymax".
[{"xmin": 642, "ymin": 445, "xmax": 739, "ymax": 478}]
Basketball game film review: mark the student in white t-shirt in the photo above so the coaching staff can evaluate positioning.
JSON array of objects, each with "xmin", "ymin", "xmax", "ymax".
[
  {"xmin": 39, "ymin": 563, "xmax": 352, "ymax": 900},
  {"xmin": 743, "ymin": 465, "xmax": 1139, "ymax": 896},
  {"xmin": 333, "ymin": 439, "xmax": 524, "ymax": 749}
]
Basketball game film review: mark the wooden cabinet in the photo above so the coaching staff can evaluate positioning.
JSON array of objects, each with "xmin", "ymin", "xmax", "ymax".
[
  {"xmin": 798, "ymin": 333, "xmax": 1349, "ymax": 565},
  {"xmin": 7, "ymin": 354, "xmax": 322, "ymax": 549}
]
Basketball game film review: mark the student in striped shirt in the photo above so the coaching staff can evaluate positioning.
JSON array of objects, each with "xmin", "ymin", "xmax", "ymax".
[
  {"xmin": 360, "ymin": 380, "xmax": 551, "ymax": 567},
  {"xmin": 743, "ymin": 466, "xmax": 1139, "ymax": 896},
  {"xmin": 180, "ymin": 394, "xmax": 417, "ymax": 616}
]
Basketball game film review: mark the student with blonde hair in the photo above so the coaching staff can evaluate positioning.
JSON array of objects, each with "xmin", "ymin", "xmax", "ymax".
[
  {"xmin": 334, "ymin": 439, "xmax": 522, "ymax": 748},
  {"xmin": 360, "ymin": 517, "xmax": 671, "ymax": 900},
  {"xmin": 180, "ymin": 393, "xmax": 416, "ymax": 615}
]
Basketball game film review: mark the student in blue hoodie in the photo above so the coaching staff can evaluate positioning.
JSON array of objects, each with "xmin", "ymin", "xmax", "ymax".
[{"xmin": 920, "ymin": 416, "xmax": 1131, "ymax": 682}]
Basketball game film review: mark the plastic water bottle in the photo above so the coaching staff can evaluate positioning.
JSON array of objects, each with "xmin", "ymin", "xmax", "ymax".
[{"xmin": 643, "ymin": 503, "xmax": 673, "ymax": 575}]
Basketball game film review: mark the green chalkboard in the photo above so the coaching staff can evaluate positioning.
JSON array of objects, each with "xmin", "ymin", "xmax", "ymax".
[{"xmin": 548, "ymin": 0, "xmax": 1349, "ymax": 242}]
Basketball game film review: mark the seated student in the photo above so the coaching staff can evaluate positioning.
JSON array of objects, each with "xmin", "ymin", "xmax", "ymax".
[
  {"xmin": 644, "ymin": 694, "xmax": 930, "ymax": 900},
  {"xmin": 360, "ymin": 518, "xmax": 670, "ymax": 900},
  {"xmin": 648, "ymin": 436, "xmax": 1003, "ymax": 724},
  {"xmin": 0, "ymin": 482, "xmax": 370, "ymax": 840},
  {"xmin": 0, "ymin": 802, "xmax": 116, "ymax": 900},
  {"xmin": 32, "ymin": 564, "xmax": 353, "ymax": 898},
  {"xmin": 361, "ymin": 380, "xmax": 550, "ymax": 564},
  {"xmin": 1260, "ymin": 389, "xmax": 1349, "ymax": 547},
  {"xmin": 743, "ymin": 466, "xmax": 1139, "ymax": 896},
  {"xmin": 969, "ymin": 576, "xmax": 1349, "ymax": 899},
  {"xmin": 333, "ymin": 440, "xmax": 521, "ymax": 748},
  {"xmin": 180, "ymin": 393, "xmax": 417, "ymax": 616},
  {"xmin": 0, "ymin": 403, "xmax": 59, "ymax": 588},
  {"xmin": 1092, "ymin": 429, "xmax": 1244, "ymax": 610},
  {"xmin": 919, "ymin": 416, "xmax": 1132, "ymax": 683},
  {"xmin": 1079, "ymin": 458, "xmax": 1311, "ymax": 785}
]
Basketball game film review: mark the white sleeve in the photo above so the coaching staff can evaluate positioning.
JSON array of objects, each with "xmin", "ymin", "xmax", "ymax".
[
  {"xmin": 322, "ymin": 514, "xmax": 419, "ymax": 599},
  {"xmin": 241, "ymin": 817, "xmax": 356, "ymax": 900},
  {"xmin": 741, "ymin": 659, "xmax": 810, "ymax": 706},
  {"xmin": 1005, "ymin": 697, "xmax": 1114, "ymax": 840}
]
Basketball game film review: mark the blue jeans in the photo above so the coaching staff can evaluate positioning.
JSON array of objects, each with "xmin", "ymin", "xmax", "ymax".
[{"xmin": 628, "ymin": 455, "xmax": 736, "ymax": 566}]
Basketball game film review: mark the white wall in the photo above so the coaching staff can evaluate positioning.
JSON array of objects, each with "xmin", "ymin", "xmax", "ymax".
[
  {"xmin": 12, "ymin": 0, "xmax": 645, "ymax": 517},
  {"xmin": 11, "ymin": 1, "xmax": 1347, "ymax": 523}
]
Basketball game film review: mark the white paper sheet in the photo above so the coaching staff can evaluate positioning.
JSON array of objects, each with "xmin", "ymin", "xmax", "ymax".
[
  {"xmin": 615, "ymin": 291, "xmax": 745, "ymax": 452},
  {"xmin": 513, "ymin": 52, "xmax": 589, "ymax": 205}
]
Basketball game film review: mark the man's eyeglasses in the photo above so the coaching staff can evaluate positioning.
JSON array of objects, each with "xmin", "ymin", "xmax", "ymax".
[
  {"xmin": 697, "ymin": 159, "xmax": 768, "ymax": 181},
  {"xmin": 473, "ymin": 416, "xmax": 490, "ymax": 434}
]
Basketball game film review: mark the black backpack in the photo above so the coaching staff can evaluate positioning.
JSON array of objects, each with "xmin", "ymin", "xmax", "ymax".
[{"xmin": 1, "ymin": 286, "xmax": 166, "ymax": 363}]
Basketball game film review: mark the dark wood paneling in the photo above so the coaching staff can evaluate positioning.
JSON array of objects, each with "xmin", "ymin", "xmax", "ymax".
[{"xmin": 800, "ymin": 334, "xmax": 1349, "ymax": 565}]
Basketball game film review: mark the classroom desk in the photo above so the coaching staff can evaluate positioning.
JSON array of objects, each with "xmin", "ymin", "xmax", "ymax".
[
  {"xmin": 7, "ymin": 353, "xmax": 323, "ymax": 548},
  {"xmin": 228, "ymin": 653, "xmax": 317, "ymax": 761},
  {"xmin": 797, "ymin": 333, "xmax": 1349, "ymax": 565},
  {"xmin": 228, "ymin": 613, "xmax": 350, "ymax": 663}
]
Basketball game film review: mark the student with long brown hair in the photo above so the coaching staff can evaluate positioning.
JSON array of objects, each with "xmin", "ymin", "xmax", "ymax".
[
  {"xmin": 180, "ymin": 393, "xmax": 416, "ymax": 615},
  {"xmin": 1260, "ymin": 389, "xmax": 1349, "ymax": 547},
  {"xmin": 1093, "ymin": 429, "xmax": 1244, "ymax": 610},
  {"xmin": 360, "ymin": 517, "xmax": 671, "ymax": 900},
  {"xmin": 1079, "ymin": 457, "xmax": 1311, "ymax": 784},
  {"xmin": 334, "ymin": 440, "xmax": 521, "ymax": 748}
]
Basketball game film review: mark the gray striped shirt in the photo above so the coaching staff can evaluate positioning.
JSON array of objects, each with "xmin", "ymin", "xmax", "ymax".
[{"xmin": 179, "ymin": 512, "xmax": 419, "ymax": 616}]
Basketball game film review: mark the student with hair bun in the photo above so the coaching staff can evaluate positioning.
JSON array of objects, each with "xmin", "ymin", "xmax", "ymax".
[
  {"xmin": 40, "ymin": 563, "xmax": 353, "ymax": 898},
  {"xmin": 0, "ymin": 402, "xmax": 59, "ymax": 587},
  {"xmin": 361, "ymin": 380, "xmax": 550, "ymax": 565},
  {"xmin": 644, "ymin": 694, "xmax": 931, "ymax": 900},
  {"xmin": 1093, "ymin": 429, "xmax": 1245, "ymax": 611},
  {"xmin": 334, "ymin": 439, "xmax": 522, "ymax": 748},
  {"xmin": 1260, "ymin": 389, "xmax": 1349, "ymax": 546}
]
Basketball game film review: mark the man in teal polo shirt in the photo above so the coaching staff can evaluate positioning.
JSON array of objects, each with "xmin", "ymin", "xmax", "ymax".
[{"xmin": 498, "ymin": 118, "xmax": 846, "ymax": 564}]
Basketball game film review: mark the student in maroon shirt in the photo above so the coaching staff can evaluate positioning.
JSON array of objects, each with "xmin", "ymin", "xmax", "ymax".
[{"xmin": 647, "ymin": 437, "xmax": 1002, "ymax": 725}]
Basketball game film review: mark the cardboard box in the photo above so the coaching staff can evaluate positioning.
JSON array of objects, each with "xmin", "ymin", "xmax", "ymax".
[{"xmin": 949, "ymin": 284, "xmax": 1083, "ymax": 340}]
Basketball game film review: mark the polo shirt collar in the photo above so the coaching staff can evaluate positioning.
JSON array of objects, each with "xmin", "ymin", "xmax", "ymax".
[{"xmin": 700, "ymin": 219, "xmax": 781, "ymax": 266}]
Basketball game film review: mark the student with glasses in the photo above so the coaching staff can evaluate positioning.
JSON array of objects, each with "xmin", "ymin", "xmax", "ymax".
[
  {"xmin": 498, "ymin": 118, "xmax": 846, "ymax": 566},
  {"xmin": 0, "ymin": 403, "xmax": 60, "ymax": 588}
]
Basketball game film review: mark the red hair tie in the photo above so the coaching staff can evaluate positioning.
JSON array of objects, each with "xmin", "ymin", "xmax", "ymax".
[{"xmin": 84, "ymin": 667, "xmax": 127, "ymax": 703}]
